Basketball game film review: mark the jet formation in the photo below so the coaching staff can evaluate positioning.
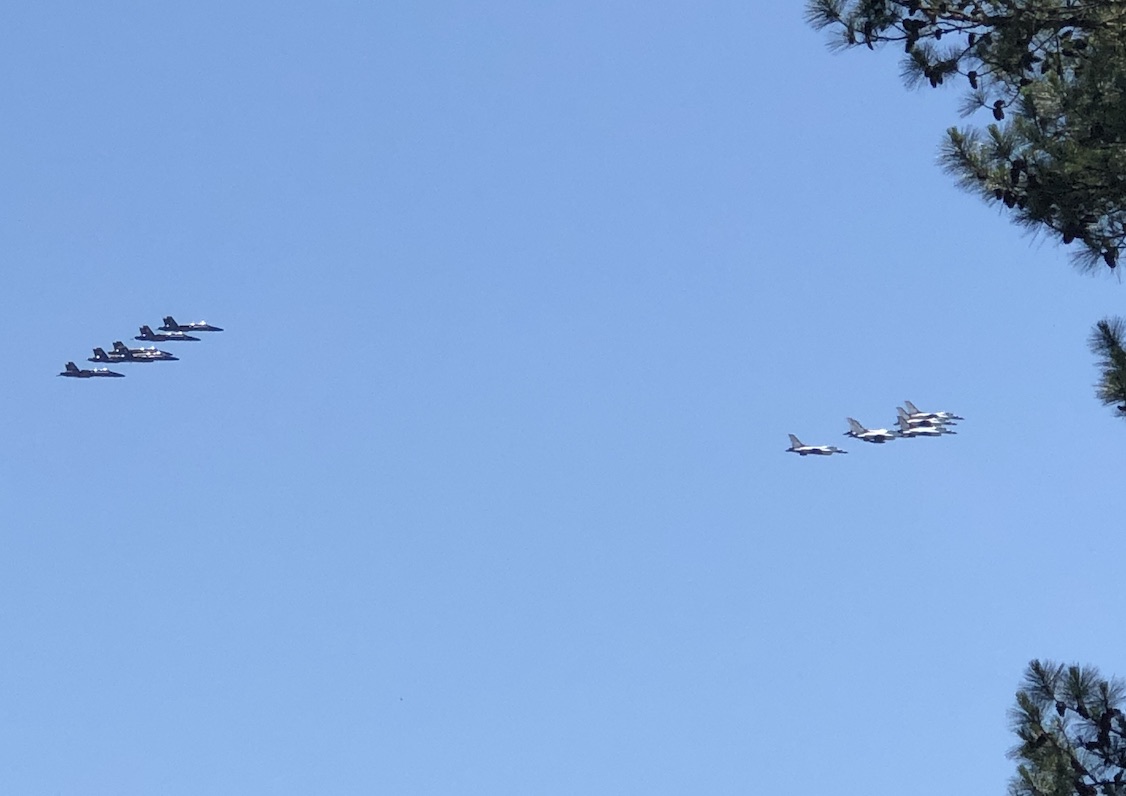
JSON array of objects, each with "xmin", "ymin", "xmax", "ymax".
[
  {"xmin": 59, "ymin": 316, "xmax": 222, "ymax": 379},
  {"xmin": 788, "ymin": 401, "xmax": 962, "ymax": 456}
]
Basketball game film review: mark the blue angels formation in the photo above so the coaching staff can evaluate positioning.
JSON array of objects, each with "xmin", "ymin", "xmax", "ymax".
[{"xmin": 58, "ymin": 316, "xmax": 223, "ymax": 379}]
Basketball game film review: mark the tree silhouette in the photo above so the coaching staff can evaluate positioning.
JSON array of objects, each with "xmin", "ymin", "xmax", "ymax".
[
  {"xmin": 1009, "ymin": 661, "xmax": 1126, "ymax": 796},
  {"xmin": 806, "ymin": 1, "xmax": 1126, "ymax": 417}
]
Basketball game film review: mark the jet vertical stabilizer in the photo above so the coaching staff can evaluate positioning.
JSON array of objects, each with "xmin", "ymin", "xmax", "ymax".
[{"xmin": 88, "ymin": 347, "xmax": 127, "ymax": 364}]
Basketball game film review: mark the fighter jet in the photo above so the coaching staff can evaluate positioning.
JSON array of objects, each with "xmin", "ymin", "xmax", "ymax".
[
  {"xmin": 903, "ymin": 400, "xmax": 963, "ymax": 424},
  {"xmin": 844, "ymin": 417, "xmax": 897, "ymax": 444},
  {"xmin": 135, "ymin": 324, "xmax": 199, "ymax": 343},
  {"xmin": 112, "ymin": 341, "xmax": 179, "ymax": 362},
  {"xmin": 895, "ymin": 415, "xmax": 956, "ymax": 439},
  {"xmin": 159, "ymin": 316, "xmax": 223, "ymax": 333},
  {"xmin": 895, "ymin": 406, "xmax": 949, "ymax": 429},
  {"xmin": 58, "ymin": 361, "xmax": 124, "ymax": 378},
  {"xmin": 88, "ymin": 346, "xmax": 131, "ymax": 364},
  {"xmin": 786, "ymin": 434, "xmax": 847, "ymax": 456}
]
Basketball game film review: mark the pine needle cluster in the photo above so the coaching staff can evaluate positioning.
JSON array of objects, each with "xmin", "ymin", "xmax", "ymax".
[
  {"xmin": 1009, "ymin": 661, "xmax": 1126, "ymax": 796},
  {"xmin": 808, "ymin": 1, "xmax": 1126, "ymax": 420},
  {"xmin": 1088, "ymin": 318, "xmax": 1126, "ymax": 414},
  {"xmin": 807, "ymin": 0, "xmax": 1126, "ymax": 272}
]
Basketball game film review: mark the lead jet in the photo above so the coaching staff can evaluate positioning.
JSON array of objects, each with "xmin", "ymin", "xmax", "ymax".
[
  {"xmin": 135, "ymin": 324, "xmax": 199, "ymax": 342},
  {"xmin": 112, "ymin": 341, "xmax": 179, "ymax": 362},
  {"xmin": 160, "ymin": 316, "xmax": 223, "ymax": 333},
  {"xmin": 895, "ymin": 415, "xmax": 956, "ymax": 439},
  {"xmin": 903, "ymin": 400, "xmax": 963, "ymax": 424},
  {"xmin": 58, "ymin": 361, "xmax": 124, "ymax": 378},
  {"xmin": 786, "ymin": 434, "xmax": 847, "ymax": 456},
  {"xmin": 844, "ymin": 417, "xmax": 897, "ymax": 444},
  {"xmin": 88, "ymin": 346, "xmax": 131, "ymax": 364}
]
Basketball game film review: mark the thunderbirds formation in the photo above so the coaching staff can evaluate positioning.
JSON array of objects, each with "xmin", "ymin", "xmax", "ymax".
[
  {"xmin": 58, "ymin": 316, "xmax": 223, "ymax": 378},
  {"xmin": 787, "ymin": 401, "xmax": 963, "ymax": 456}
]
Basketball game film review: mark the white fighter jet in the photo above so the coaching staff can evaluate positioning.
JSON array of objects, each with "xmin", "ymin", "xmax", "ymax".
[
  {"xmin": 786, "ymin": 434, "xmax": 847, "ymax": 456},
  {"xmin": 844, "ymin": 417, "xmax": 897, "ymax": 444},
  {"xmin": 895, "ymin": 415, "xmax": 956, "ymax": 439},
  {"xmin": 895, "ymin": 406, "xmax": 948, "ymax": 429},
  {"xmin": 903, "ymin": 400, "xmax": 963, "ymax": 424}
]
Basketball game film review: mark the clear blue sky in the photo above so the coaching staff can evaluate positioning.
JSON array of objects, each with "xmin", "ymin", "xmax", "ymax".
[{"xmin": 2, "ymin": 3, "xmax": 1121, "ymax": 793}]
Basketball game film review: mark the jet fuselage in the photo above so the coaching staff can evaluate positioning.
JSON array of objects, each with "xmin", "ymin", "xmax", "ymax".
[
  {"xmin": 787, "ymin": 435, "xmax": 847, "ymax": 456},
  {"xmin": 113, "ymin": 342, "xmax": 179, "ymax": 362},
  {"xmin": 59, "ymin": 362, "xmax": 124, "ymax": 378},
  {"xmin": 135, "ymin": 325, "xmax": 199, "ymax": 342},
  {"xmin": 160, "ymin": 316, "xmax": 223, "ymax": 333},
  {"xmin": 844, "ymin": 418, "xmax": 897, "ymax": 443}
]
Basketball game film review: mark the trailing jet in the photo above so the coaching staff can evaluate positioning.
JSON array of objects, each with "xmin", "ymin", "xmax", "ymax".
[
  {"xmin": 58, "ymin": 361, "xmax": 124, "ymax": 378},
  {"xmin": 903, "ymin": 400, "xmax": 963, "ymax": 424},
  {"xmin": 88, "ymin": 346, "xmax": 131, "ymax": 364},
  {"xmin": 112, "ymin": 341, "xmax": 179, "ymax": 362},
  {"xmin": 844, "ymin": 417, "xmax": 897, "ymax": 444},
  {"xmin": 895, "ymin": 416, "xmax": 956, "ymax": 439},
  {"xmin": 160, "ymin": 316, "xmax": 223, "ymax": 333},
  {"xmin": 135, "ymin": 324, "xmax": 199, "ymax": 343},
  {"xmin": 786, "ymin": 434, "xmax": 847, "ymax": 456}
]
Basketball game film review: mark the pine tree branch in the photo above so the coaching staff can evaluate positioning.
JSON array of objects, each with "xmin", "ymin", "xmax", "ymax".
[
  {"xmin": 1010, "ymin": 661, "xmax": 1126, "ymax": 796},
  {"xmin": 809, "ymin": 0, "xmax": 1126, "ymax": 274}
]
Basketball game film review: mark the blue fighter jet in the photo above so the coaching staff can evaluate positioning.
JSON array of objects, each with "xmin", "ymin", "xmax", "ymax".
[
  {"xmin": 160, "ymin": 316, "xmax": 223, "ymax": 333},
  {"xmin": 59, "ymin": 361, "xmax": 124, "ymax": 378},
  {"xmin": 135, "ymin": 324, "xmax": 199, "ymax": 342}
]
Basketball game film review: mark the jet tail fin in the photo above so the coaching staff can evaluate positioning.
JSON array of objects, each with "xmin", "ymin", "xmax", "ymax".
[
  {"xmin": 846, "ymin": 418, "xmax": 866, "ymax": 434},
  {"xmin": 65, "ymin": 361, "xmax": 79, "ymax": 372},
  {"xmin": 904, "ymin": 400, "xmax": 921, "ymax": 415},
  {"xmin": 92, "ymin": 347, "xmax": 108, "ymax": 360},
  {"xmin": 112, "ymin": 340, "xmax": 128, "ymax": 352},
  {"xmin": 788, "ymin": 434, "xmax": 803, "ymax": 449},
  {"xmin": 163, "ymin": 316, "xmax": 178, "ymax": 330}
]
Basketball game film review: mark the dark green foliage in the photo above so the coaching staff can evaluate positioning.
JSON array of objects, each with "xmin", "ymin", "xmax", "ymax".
[
  {"xmin": 808, "ymin": 1, "xmax": 1126, "ymax": 421},
  {"xmin": 806, "ymin": 0, "xmax": 1126, "ymax": 272},
  {"xmin": 1009, "ymin": 661, "xmax": 1126, "ymax": 796},
  {"xmin": 1088, "ymin": 318, "xmax": 1126, "ymax": 416}
]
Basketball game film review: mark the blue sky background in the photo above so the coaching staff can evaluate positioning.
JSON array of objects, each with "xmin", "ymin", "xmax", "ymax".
[{"xmin": 1, "ymin": 2, "xmax": 1122, "ymax": 793}]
